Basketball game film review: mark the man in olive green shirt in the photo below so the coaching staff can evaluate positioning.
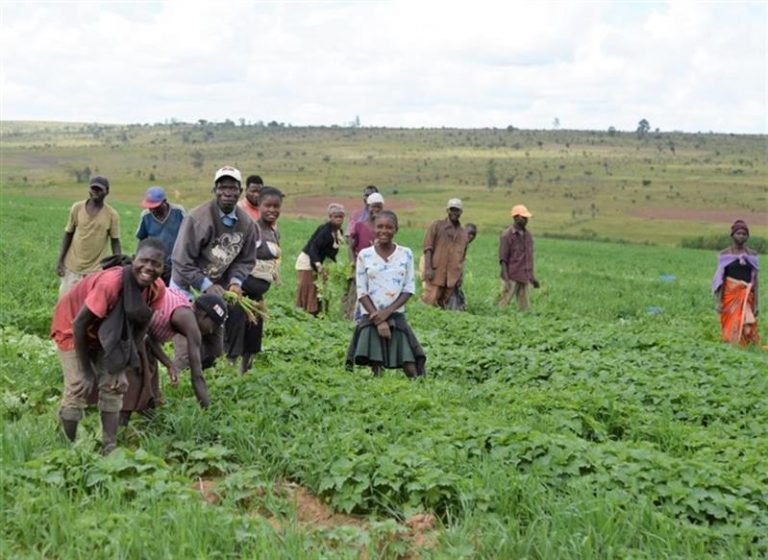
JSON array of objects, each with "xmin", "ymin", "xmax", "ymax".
[{"xmin": 56, "ymin": 176, "xmax": 122, "ymax": 295}]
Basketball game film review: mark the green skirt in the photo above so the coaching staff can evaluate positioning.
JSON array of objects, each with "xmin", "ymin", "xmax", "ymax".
[{"xmin": 346, "ymin": 313, "xmax": 426, "ymax": 373}]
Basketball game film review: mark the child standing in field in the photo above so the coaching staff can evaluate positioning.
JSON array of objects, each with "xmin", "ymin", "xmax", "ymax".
[
  {"xmin": 56, "ymin": 176, "xmax": 122, "ymax": 295},
  {"xmin": 346, "ymin": 210, "xmax": 426, "ymax": 378},
  {"xmin": 711, "ymin": 220, "xmax": 760, "ymax": 346},
  {"xmin": 499, "ymin": 205, "xmax": 539, "ymax": 311}
]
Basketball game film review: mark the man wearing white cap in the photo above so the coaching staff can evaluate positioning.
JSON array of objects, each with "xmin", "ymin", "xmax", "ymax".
[
  {"xmin": 421, "ymin": 198, "xmax": 469, "ymax": 308},
  {"xmin": 499, "ymin": 204, "xmax": 539, "ymax": 310},
  {"xmin": 170, "ymin": 166, "xmax": 257, "ymax": 299}
]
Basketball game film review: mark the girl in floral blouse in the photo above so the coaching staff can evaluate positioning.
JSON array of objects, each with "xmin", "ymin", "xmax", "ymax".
[{"xmin": 346, "ymin": 211, "xmax": 426, "ymax": 377}]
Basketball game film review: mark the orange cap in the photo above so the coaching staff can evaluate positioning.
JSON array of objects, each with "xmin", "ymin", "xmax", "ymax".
[{"xmin": 511, "ymin": 204, "xmax": 532, "ymax": 218}]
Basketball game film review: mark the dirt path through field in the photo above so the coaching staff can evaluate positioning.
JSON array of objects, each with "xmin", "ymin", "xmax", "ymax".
[{"xmin": 285, "ymin": 196, "xmax": 415, "ymax": 218}]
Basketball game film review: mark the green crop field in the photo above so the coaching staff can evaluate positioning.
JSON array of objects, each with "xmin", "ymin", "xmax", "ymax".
[{"xmin": 1, "ymin": 123, "xmax": 767, "ymax": 558}]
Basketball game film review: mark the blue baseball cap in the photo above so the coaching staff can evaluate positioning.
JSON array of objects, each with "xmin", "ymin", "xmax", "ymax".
[{"xmin": 142, "ymin": 186, "xmax": 166, "ymax": 209}]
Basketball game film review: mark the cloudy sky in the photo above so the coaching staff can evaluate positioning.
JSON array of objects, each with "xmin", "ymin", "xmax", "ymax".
[{"xmin": 1, "ymin": 1, "xmax": 765, "ymax": 133}]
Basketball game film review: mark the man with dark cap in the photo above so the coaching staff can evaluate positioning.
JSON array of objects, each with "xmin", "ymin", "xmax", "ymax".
[
  {"xmin": 56, "ymin": 175, "xmax": 122, "ymax": 295},
  {"xmin": 170, "ymin": 166, "xmax": 257, "ymax": 299},
  {"xmin": 136, "ymin": 186, "xmax": 186, "ymax": 285}
]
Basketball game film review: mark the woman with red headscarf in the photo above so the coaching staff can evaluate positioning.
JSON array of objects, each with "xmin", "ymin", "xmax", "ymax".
[{"xmin": 711, "ymin": 220, "xmax": 760, "ymax": 346}]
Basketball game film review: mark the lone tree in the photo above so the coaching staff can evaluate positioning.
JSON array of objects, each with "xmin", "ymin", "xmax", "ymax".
[
  {"xmin": 636, "ymin": 119, "xmax": 650, "ymax": 138},
  {"xmin": 486, "ymin": 159, "xmax": 498, "ymax": 191}
]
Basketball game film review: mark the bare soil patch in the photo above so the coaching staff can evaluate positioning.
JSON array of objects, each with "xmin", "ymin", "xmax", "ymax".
[
  {"xmin": 286, "ymin": 196, "xmax": 415, "ymax": 219},
  {"xmin": 192, "ymin": 478, "xmax": 438, "ymax": 556},
  {"xmin": 631, "ymin": 208, "xmax": 768, "ymax": 224}
]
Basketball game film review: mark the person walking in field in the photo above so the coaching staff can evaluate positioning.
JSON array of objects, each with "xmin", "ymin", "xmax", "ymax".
[
  {"xmin": 295, "ymin": 203, "xmax": 346, "ymax": 316},
  {"xmin": 421, "ymin": 198, "xmax": 469, "ymax": 308},
  {"xmin": 499, "ymin": 204, "xmax": 539, "ymax": 311},
  {"xmin": 343, "ymin": 192, "xmax": 385, "ymax": 319},
  {"xmin": 238, "ymin": 175, "xmax": 264, "ymax": 222},
  {"xmin": 712, "ymin": 219, "xmax": 760, "ymax": 346},
  {"xmin": 136, "ymin": 186, "xmax": 186, "ymax": 286},
  {"xmin": 56, "ymin": 175, "xmax": 122, "ymax": 295},
  {"xmin": 50, "ymin": 238, "xmax": 166, "ymax": 453},
  {"xmin": 346, "ymin": 210, "xmax": 426, "ymax": 378},
  {"xmin": 225, "ymin": 186, "xmax": 284, "ymax": 373},
  {"xmin": 170, "ymin": 166, "xmax": 257, "ymax": 300}
]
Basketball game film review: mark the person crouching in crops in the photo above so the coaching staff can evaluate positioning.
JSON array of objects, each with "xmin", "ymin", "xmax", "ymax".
[
  {"xmin": 120, "ymin": 291, "xmax": 229, "ymax": 425},
  {"xmin": 712, "ymin": 220, "xmax": 760, "ymax": 346},
  {"xmin": 225, "ymin": 187, "xmax": 284, "ymax": 373},
  {"xmin": 50, "ymin": 238, "xmax": 166, "ymax": 454},
  {"xmin": 295, "ymin": 203, "xmax": 346, "ymax": 316},
  {"xmin": 346, "ymin": 211, "xmax": 426, "ymax": 378}
]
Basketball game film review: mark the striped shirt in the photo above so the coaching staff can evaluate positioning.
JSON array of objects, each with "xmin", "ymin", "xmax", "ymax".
[{"xmin": 148, "ymin": 287, "xmax": 192, "ymax": 343}]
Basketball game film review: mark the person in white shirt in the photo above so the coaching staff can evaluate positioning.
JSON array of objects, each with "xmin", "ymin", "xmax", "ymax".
[{"xmin": 345, "ymin": 210, "xmax": 426, "ymax": 378}]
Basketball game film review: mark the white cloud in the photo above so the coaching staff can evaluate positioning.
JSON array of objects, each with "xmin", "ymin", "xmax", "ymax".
[{"xmin": 0, "ymin": 0, "xmax": 765, "ymax": 132}]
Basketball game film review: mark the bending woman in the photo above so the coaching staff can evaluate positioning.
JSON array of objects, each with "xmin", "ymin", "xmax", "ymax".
[
  {"xmin": 711, "ymin": 219, "xmax": 760, "ymax": 346},
  {"xmin": 225, "ymin": 186, "xmax": 283, "ymax": 373},
  {"xmin": 346, "ymin": 210, "xmax": 426, "ymax": 377},
  {"xmin": 295, "ymin": 203, "xmax": 345, "ymax": 315}
]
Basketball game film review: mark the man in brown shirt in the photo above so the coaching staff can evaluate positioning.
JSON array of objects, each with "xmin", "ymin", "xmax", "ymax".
[
  {"xmin": 422, "ymin": 198, "xmax": 469, "ymax": 308},
  {"xmin": 499, "ymin": 204, "xmax": 539, "ymax": 310}
]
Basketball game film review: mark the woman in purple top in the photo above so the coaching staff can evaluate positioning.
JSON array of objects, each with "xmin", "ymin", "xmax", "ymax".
[
  {"xmin": 711, "ymin": 220, "xmax": 760, "ymax": 346},
  {"xmin": 342, "ymin": 193, "xmax": 384, "ymax": 319}
]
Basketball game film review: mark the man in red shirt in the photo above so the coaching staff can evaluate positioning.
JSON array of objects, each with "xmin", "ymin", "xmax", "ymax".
[
  {"xmin": 499, "ymin": 205, "xmax": 540, "ymax": 311},
  {"xmin": 51, "ymin": 238, "xmax": 166, "ymax": 453}
]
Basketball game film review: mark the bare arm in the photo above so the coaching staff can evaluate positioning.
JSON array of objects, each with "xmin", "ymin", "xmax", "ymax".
[
  {"xmin": 56, "ymin": 231, "xmax": 75, "ymax": 276},
  {"xmin": 111, "ymin": 237, "xmax": 122, "ymax": 256},
  {"xmin": 146, "ymin": 336, "xmax": 178, "ymax": 386},
  {"xmin": 170, "ymin": 307, "xmax": 209, "ymax": 407}
]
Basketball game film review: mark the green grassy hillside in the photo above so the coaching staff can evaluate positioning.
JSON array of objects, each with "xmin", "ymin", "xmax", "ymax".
[{"xmin": 2, "ymin": 121, "xmax": 766, "ymax": 245}]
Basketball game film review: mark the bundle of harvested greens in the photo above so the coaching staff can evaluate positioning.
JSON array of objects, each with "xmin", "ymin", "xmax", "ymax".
[
  {"xmin": 191, "ymin": 288, "xmax": 269, "ymax": 324},
  {"xmin": 221, "ymin": 291, "xmax": 269, "ymax": 323}
]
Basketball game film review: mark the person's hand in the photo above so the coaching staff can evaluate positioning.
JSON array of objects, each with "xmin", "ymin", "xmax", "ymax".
[
  {"xmin": 56, "ymin": 262, "xmax": 66, "ymax": 277},
  {"xmin": 377, "ymin": 322, "xmax": 391, "ymax": 340},
  {"xmin": 317, "ymin": 265, "xmax": 327, "ymax": 281},
  {"xmin": 71, "ymin": 372, "xmax": 95, "ymax": 399},
  {"xmin": 167, "ymin": 364, "xmax": 179, "ymax": 387},
  {"xmin": 109, "ymin": 373, "xmax": 129, "ymax": 395},
  {"xmin": 227, "ymin": 283, "xmax": 242, "ymax": 297},
  {"xmin": 532, "ymin": 279, "xmax": 541, "ymax": 289},
  {"xmin": 425, "ymin": 268, "xmax": 435, "ymax": 282},
  {"xmin": 205, "ymin": 284, "xmax": 227, "ymax": 297},
  {"xmin": 368, "ymin": 310, "xmax": 382, "ymax": 325}
]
